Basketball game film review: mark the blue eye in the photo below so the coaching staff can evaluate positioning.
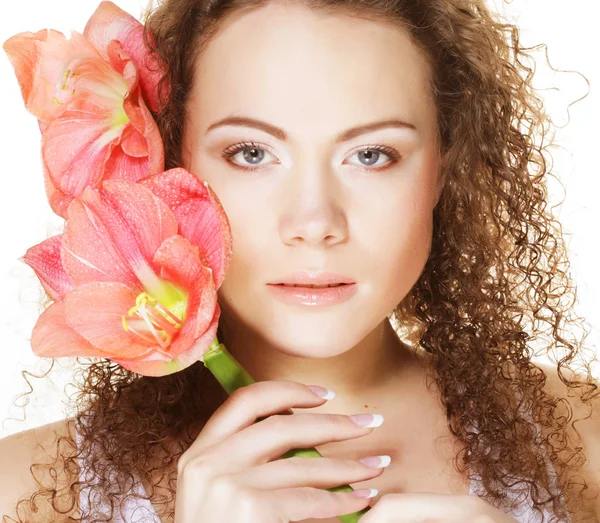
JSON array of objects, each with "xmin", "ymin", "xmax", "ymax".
[
  {"xmin": 221, "ymin": 141, "xmax": 401, "ymax": 173},
  {"xmin": 222, "ymin": 142, "xmax": 277, "ymax": 171}
]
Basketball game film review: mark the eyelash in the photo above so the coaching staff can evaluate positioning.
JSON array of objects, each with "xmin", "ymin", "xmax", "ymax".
[{"xmin": 221, "ymin": 141, "xmax": 401, "ymax": 173}]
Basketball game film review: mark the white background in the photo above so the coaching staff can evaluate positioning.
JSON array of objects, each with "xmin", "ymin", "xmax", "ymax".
[{"xmin": 0, "ymin": 0, "xmax": 598, "ymax": 439}]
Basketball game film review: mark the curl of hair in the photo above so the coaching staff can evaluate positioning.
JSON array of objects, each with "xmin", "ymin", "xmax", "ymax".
[{"xmin": 5, "ymin": 0, "xmax": 600, "ymax": 521}]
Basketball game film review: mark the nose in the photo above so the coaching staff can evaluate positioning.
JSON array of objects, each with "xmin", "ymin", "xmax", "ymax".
[{"xmin": 278, "ymin": 160, "xmax": 349, "ymax": 247}]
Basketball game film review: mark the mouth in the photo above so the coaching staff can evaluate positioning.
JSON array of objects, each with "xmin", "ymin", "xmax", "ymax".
[
  {"xmin": 266, "ymin": 281, "xmax": 358, "ymax": 306},
  {"xmin": 270, "ymin": 283, "xmax": 353, "ymax": 289}
]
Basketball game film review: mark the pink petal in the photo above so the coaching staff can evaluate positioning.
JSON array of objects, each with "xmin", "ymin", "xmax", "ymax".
[
  {"xmin": 31, "ymin": 300, "xmax": 109, "ymax": 359},
  {"xmin": 119, "ymin": 126, "xmax": 147, "ymax": 157},
  {"xmin": 62, "ymin": 195, "xmax": 140, "ymax": 287},
  {"xmin": 104, "ymin": 40, "xmax": 164, "ymax": 173},
  {"xmin": 87, "ymin": 179, "xmax": 179, "ymax": 278},
  {"xmin": 42, "ymin": 100, "xmax": 121, "ymax": 197},
  {"xmin": 83, "ymin": 1, "xmax": 166, "ymax": 112},
  {"xmin": 104, "ymin": 146, "xmax": 150, "ymax": 183},
  {"xmin": 139, "ymin": 168, "xmax": 233, "ymax": 288},
  {"xmin": 122, "ymin": 94, "xmax": 164, "ymax": 174},
  {"xmin": 2, "ymin": 29, "xmax": 99, "ymax": 121},
  {"xmin": 105, "ymin": 39, "xmax": 138, "ymax": 94},
  {"xmin": 20, "ymin": 234, "xmax": 74, "ymax": 301},
  {"xmin": 113, "ymin": 306, "xmax": 220, "ymax": 377},
  {"xmin": 105, "ymin": 37, "xmax": 163, "ymax": 174},
  {"xmin": 64, "ymin": 282, "xmax": 158, "ymax": 360},
  {"xmin": 42, "ymin": 159, "xmax": 73, "ymax": 219},
  {"xmin": 152, "ymin": 235, "xmax": 218, "ymax": 358}
]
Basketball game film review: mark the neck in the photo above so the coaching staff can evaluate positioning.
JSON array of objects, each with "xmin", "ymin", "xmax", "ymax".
[{"xmin": 221, "ymin": 315, "xmax": 424, "ymax": 406}]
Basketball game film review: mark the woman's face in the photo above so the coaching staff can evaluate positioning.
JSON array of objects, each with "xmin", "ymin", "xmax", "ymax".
[{"xmin": 182, "ymin": 3, "xmax": 442, "ymax": 359}]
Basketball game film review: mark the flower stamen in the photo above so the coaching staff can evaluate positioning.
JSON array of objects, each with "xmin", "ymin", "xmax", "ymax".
[{"xmin": 122, "ymin": 287, "xmax": 187, "ymax": 348}]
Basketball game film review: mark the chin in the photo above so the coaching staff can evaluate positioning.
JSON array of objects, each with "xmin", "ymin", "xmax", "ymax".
[{"xmin": 263, "ymin": 326, "xmax": 361, "ymax": 359}]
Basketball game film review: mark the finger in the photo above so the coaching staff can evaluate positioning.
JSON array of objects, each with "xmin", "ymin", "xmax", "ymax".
[
  {"xmin": 190, "ymin": 412, "xmax": 375, "ymax": 476},
  {"xmin": 266, "ymin": 485, "xmax": 375, "ymax": 522},
  {"xmin": 190, "ymin": 381, "xmax": 330, "ymax": 451},
  {"xmin": 232, "ymin": 456, "xmax": 386, "ymax": 490}
]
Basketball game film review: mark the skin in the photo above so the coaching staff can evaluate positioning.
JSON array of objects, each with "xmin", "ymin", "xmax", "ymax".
[
  {"xmin": 182, "ymin": 2, "xmax": 443, "ymax": 412},
  {"xmin": 0, "ymin": 4, "xmax": 597, "ymax": 522}
]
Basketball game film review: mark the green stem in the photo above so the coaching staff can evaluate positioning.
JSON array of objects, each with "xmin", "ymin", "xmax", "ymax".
[{"xmin": 202, "ymin": 338, "xmax": 371, "ymax": 523}]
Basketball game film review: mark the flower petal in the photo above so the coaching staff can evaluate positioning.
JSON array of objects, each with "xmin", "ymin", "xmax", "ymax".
[
  {"xmin": 122, "ymin": 94, "xmax": 164, "ymax": 173},
  {"xmin": 64, "ymin": 281, "xmax": 158, "ymax": 359},
  {"xmin": 139, "ymin": 168, "xmax": 233, "ymax": 288},
  {"xmin": 106, "ymin": 38, "xmax": 163, "ymax": 173},
  {"xmin": 90, "ymin": 179, "xmax": 179, "ymax": 279},
  {"xmin": 21, "ymin": 234, "xmax": 74, "ymax": 301},
  {"xmin": 42, "ymin": 159, "xmax": 73, "ymax": 219},
  {"xmin": 62, "ymin": 195, "xmax": 139, "ymax": 287},
  {"xmin": 83, "ymin": 1, "xmax": 166, "ymax": 112},
  {"xmin": 42, "ymin": 100, "xmax": 121, "ymax": 197},
  {"xmin": 104, "ymin": 146, "xmax": 150, "ymax": 183},
  {"xmin": 31, "ymin": 300, "xmax": 108, "ymax": 359},
  {"xmin": 152, "ymin": 235, "xmax": 218, "ymax": 358},
  {"xmin": 119, "ymin": 126, "xmax": 147, "ymax": 158}
]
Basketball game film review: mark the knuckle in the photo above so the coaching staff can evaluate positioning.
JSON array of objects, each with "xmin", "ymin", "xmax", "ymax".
[
  {"xmin": 325, "ymin": 413, "xmax": 349, "ymax": 430},
  {"xmin": 232, "ymin": 484, "xmax": 262, "ymax": 518},
  {"xmin": 176, "ymin": 454, "xmax": 188, "ymax": 475},
  {"xmin": 263, "ymin": 413, "xmax": 286, "ymax": 429},
  {"xmin": 346, "ymin": 458, "xmax": 373, "ymax": 474},
  {"xmin": 298, "ymin": 486, "xmax": 323, "ymax": 507},
  {"xmin": 228, "ymin": 386, "xmax": 251, "ymax": 406},
  {"xmin": 209, "ymin": 474, "xmax": 239, "ymax": 498},
  {"xmin": 179, "ymin": 452, "xmax": 215, "ymax": 481}
]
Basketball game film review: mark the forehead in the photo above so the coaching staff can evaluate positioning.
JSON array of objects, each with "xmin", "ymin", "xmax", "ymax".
[{"xmin": 188, "ymin": 2, "xmax": 436, "ymax": 142}]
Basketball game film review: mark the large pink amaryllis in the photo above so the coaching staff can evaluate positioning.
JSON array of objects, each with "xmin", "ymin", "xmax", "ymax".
[
  {"xmin": 2, "ymin": 1, "xmax": 166, "ymax": 219},
  {"xmin": 21, "ymin": 168, "xmax": 231, "ymax": 376}
]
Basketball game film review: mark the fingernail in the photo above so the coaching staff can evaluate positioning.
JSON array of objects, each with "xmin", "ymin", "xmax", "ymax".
[
  {"xmin": 349, "ymin": 413, "xmax": 384, "ymax": 427},
  {"xmin": 352, "ymin": 488, "xmax": 379, "ymax": 498},
  {"xmin": 307, "ymin": 385, "xmax": 336, "ymax": 400},
  {"xmin": 359, "ymin": 455, "xmax": 392, "ymax": 468}
]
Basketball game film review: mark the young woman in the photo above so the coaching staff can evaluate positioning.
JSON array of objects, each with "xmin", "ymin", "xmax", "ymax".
[{"xmin": 1, "ymin": 0, "xmax": 599, "ymax": 521}]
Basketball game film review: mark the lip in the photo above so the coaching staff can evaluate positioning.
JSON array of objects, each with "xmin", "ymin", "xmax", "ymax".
[
  {"xmin": 266, "ymin": 282, "xmax": 358, "ymax": 307},
  {"xmin": 269, "ymin": 271, "xmax": 356, "ymax": 285}
]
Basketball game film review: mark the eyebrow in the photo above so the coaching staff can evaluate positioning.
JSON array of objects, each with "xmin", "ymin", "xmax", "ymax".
[{"xmin": 206, "ymin": 115, "xmax": 418, "ymax": 142}]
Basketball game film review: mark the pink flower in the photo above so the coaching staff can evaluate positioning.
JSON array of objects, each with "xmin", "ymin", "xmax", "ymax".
[
  {"xmin": 2, "ymin": 1, "xmax": 167, "ymax": 219},
  {"xmin": 21, "ymin": 169, "xmax": 232, "ymax": 377}
]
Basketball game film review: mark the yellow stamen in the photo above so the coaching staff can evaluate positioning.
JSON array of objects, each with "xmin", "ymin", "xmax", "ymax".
[
  {"xmin": 121, "ymin": 284, "xmax": 188, "ymax": 348},
  {"xmin": 60, "ymin": 69, "xmax": 71, "ymax": 90}
]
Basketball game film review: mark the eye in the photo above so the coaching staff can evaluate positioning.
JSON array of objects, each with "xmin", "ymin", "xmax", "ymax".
[
  {"xmin": 221, "ymin": 142, "xmax": 401, "ymax": 173},
  {"xmin": 221, "ymin": 141, "xmax": 278, "ymax": 172},
  {"xmin": 345, "ymin": 144, "xmax": 401, "ymax": 172}
]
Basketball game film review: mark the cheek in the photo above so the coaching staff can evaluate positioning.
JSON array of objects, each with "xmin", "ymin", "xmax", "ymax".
[{"xmin": 368, "ymin": 177, "xmax": 436, "ymax": 306}]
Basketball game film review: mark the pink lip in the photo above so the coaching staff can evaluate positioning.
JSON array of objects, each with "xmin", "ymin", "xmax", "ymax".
[
  {"xmin": 270, "ymin": 271, "xmax": 356, "ymax": 285},
  {"xmin": 266, "ymin": 283, "xmax": 358, "ymax": 307}
]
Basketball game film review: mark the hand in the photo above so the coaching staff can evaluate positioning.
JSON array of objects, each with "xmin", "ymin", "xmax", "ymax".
[
  {"xmin": 174, "ymin": 380, "xmax": 387, "ymax": 522},
  {"xmin": 359, "ymin": 492, "xmax": 519, "ymax": 523}
]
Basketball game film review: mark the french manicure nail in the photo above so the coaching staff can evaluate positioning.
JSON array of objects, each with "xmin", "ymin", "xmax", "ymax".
[
  {"xmin": 352, "ymin": 488, "xmax": 379, "ymax": 498},
  {"xmin": 349, "ymin": 413, "xmax": 384, "ymax": 427},
  {"xmin": 359, "ymin": 455, "xmax": 392, "ymax": 468},
  {"xmin": 307, "ymin": 385, "xmax": 336, "ymax": 400}
]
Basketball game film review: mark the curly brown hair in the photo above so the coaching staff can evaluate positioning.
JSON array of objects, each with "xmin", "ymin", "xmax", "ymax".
[{"xmin": 4, "ymin": 0, "xmax": 600, "ymax": 521}]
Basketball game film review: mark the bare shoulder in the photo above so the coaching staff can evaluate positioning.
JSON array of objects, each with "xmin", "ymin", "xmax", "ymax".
[
  {"xmin": 0, "ymin": 416, "xmax": 80, "ymax": 521},
  {"xmin": 535, "ymin": 360, "xmax": 600, "ymax": 515}
]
